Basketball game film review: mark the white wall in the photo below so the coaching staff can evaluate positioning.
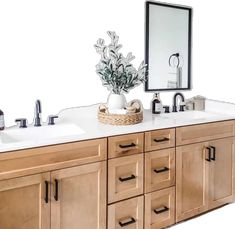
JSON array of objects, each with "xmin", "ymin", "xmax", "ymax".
[{"xmin": 0, "ymin": 0, "xmax": 234, "ymax": 128}]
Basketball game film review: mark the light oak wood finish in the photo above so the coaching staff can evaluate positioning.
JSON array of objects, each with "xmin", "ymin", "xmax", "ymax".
[
  {"xmin": 145, "ymin": 148, "xmax": 175, "ymax": 193},
  {"xmin": 208, "ymin": 137, "xmax": 234, "ymax": 209},
  {"xmin": 51, "ymin": 161, "xmax": 106, "ymax": 229},
  {"xmin": 0, "ymin": 173, "xmax": 50, "ymax": 229},
  {"xmin": 145, "ymin": 128, "xmax": 175, "ymax": 152},
  {"xmin": 145, "ymin": 187, "xmax": 175, "ymax": 229},
  {"xmin": 108, "ymin": 154, "xmax": 144, "ymax": 203},
  {"xmin": 0, "ymin": 138, "xmax": 107, "ymax": 180},
  {"xmin": 108, "ymin": 133, "xmax": 144, "ymax": 159},
  {"xmin": 176, "ymin": 142, "xmax": 209, "ymax": 222},
  {"xmin": 108, "ymin": 196, "xmax": 144, "ymax": 229},
  {"xmin": 176, "ymin": 120, "xmax": 234, "ymax": 146}
]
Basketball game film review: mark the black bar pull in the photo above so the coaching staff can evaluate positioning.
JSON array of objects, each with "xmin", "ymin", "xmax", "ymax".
[
  {"xmin": 154, "ymin": 137, "xmax": 170, "ymax": 143},
  {"xmin": 119, "ymin": 217, "xmax": 136, "ymax": 227},
  {"xmin": 54, "ymin": 179, "xmax": 59, "ymax": 201},
  {"xmin": 154, "ymin": 206, "xmax": 169, "ymax": 214},
  {"xmin": 206, "ymin": 147, "xmax": 212, "ymax": 162},
  {"xmin": 154, "ymin": 167, "xmax": 169, "ymax": 174},
  {"xmin": 119, "ymin": 143, "xmax": 136, "ymax": 149},
  {"xmin": 119, "ymin": 174, "xmax": 136, "ymax": 182},
  {"xmin": 44, "ymin": 181, "xmax": 49, "ymax": 203},
  {"xmin": 210, "ymin": 146, "xmax": 216, "ymax": 161}
]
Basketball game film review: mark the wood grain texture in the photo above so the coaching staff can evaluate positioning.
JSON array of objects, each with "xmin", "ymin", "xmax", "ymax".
[
  {"xmin": 176, "ymin": 142, "xmax": 209, "ymax": 222},
  {"xmin": 208, "ymin": 137, "xmax": 234, "ymax": 209},
  {"xmin": 51, "ymin": 161, "xmax": 106, "ymax": 229},
  {"xmin": 108, "ymin": 133, "xmax": 144, "ymax": 159},
  {"xmin": 176, "ymin": 120, "xmax": 234, "ymax": 146},
  {"xmin": 0, "ymin": 173, "xmax": 50, "ymax": 229},
  {"xmin": 145, "ymin": 128, "xmax": 175, "ymax": 152},
  {"xmin": 108, "ymin": 196, "xmax": 144, "ymax": 229},
  {"xmin": 108, "ymin": 154, "xmax": 144, "ymax": 203},
  {"xmin": 145, "ymin": 187, "xmax": 175, "ymax": 229},
  {"xmin": 0, "ymin": 138, "xmax": 107, "ymax": 180},
  {"xmin": 145, "ymin": 148, "xmax": 175, "ymax": 193}
]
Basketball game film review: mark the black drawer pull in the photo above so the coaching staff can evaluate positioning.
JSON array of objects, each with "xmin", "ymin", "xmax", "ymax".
[
  {"xmin": 119, "ymin": 174, "xmax": 136, "ymax": 182},
  {"xmin": 210, "ymin": 146, "xmax": 216, "ymax": 161},
  {"xmin": 44, "ymin": 181, "xmax": 49, "ymax": 203},
  {"xmin": 206, "ymin": 147, "xmax": 212, "ymax": 162},
  {"xmin": 54, "ymin": 179, "xmax": 59, "ymax": 201},
  {"xmin": 154, "ymin": 137, "xmax": 170, "ymax": 143},
  {"xmin": 119, "ymin": 217, "xmax": 136, "ymax": 227},
  {"xmin": 119, "ymin": 143, "xmax": 136, "ymax": 149},
  {"xmin": 154, "ymin": 167, "xmax": 169, "ymax": 174},
  {"xmin": 154, "ymin": 206, "xmax": 169, "ymax": 214}
]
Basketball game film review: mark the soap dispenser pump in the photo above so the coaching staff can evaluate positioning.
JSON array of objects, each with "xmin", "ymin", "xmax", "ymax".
[{"xmin": 152, "ymin": 93, "xmax": 162, "ymax": 114}]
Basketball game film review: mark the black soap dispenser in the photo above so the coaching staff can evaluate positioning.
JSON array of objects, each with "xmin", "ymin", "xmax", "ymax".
[
  {"xmin": 152, "ymin": 93, "xmax": 162, "ymax": 114},
  {"xmin": 0, "ymin": 109, "xmax": 5, "ymax": 130}
]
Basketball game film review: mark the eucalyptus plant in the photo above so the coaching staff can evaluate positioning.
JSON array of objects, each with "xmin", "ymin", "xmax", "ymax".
[{"xmin": 94, "ymin": 31, "xmax": 147, "ymax": 95}]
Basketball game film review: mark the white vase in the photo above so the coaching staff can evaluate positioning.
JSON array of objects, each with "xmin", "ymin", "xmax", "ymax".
[{"xmin": 107, "ymin": 93, "xmax": 127, "ymax": 110}]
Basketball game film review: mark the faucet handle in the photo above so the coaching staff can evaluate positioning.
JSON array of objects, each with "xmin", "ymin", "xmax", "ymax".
[
  {"xmin": 15, "ymin": 118, "xmax": 27, "ymax": 128},
  {"xmin": 48, "ymin": 115, "xmax": 58, "ymax": 125}
]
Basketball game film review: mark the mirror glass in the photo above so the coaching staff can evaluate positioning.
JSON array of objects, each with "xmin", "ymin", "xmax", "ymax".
[{"xmin": 145, "ymin": 1, "xmax": 192, "ymax": 91}]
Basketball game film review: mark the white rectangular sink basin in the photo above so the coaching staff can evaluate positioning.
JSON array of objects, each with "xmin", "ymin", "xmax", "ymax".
[
  {"xmin": 0, "ymin": 123, "xmax": 85, "ymax": 144},
  {"xmin": 159, "ymin": 110, "xmax": 220, "ymax": 121}
]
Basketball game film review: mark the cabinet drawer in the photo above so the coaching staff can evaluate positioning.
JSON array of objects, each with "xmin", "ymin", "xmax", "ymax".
[
  {"xmin": 108, "ymin": 133, "xmax": 144, "ymax": 158},
  {"xmin": 145, "ymin": 129, "xmax": 175, "ymax": 152},
  {"xmin": 145, "ymin": 148, "xmax": 175, "ymax": 193},
  {"xmin": 108, "ymin": 154, "xmax": 144, "ymax": 203},
  {"xmin": 176, "ymin": 120, "xmax": 234, "ymax": 146},
  {"xmin": 145, "ymin": 187, "xmax": 175, "ymax": 229},
  {"xmin": 108, "ymin": 196, "xmax": 144, "ymax": 229},
  {"xmin": 0, "ymin": 138, "xmax": 107, "ymax": 180}
]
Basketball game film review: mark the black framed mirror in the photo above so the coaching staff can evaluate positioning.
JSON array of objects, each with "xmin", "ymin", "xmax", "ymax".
[{"xmin": 145, "ymin": 1, "xmax": 192, "ymax": 92}]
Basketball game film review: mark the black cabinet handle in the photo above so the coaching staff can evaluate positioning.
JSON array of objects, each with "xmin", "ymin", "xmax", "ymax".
[
  {"xmin": 119, "ymin": 143, "xmax": 136, "ymax": 149},
  {"xmin": 154, "ymin": 137, "xmax": 170, "ymax": 143},
  {"xmin": 154, "ymin": 206, "xmax": 169, "ymax": 214},
  {"xmin": 54, "ymin": 179, "xmax": 59, "ymax": 201},
  {"xmin": 154, "ymin": 167, "xmax": 169, "ymax": 174},
  {"xmin": 44, "ymin": 181, "xmax": 49, "ymax": 203},
  {"xmin": 210, "ymin": 146, "xmax": 216, "ymax": 161},
  {"xmin": 119, "ymin": 217, "xmax": 136, "ymax": 227},
  {"xmin": 119, "ymin": 174, "xmax": 136, "ymax": 182},
  {"xmin": 206, "ymin": 147, "xmax": 212, "ymax": 162}
]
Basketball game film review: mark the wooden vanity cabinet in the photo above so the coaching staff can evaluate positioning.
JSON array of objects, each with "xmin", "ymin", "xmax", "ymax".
[
  {"xmin": 176, "ymin": 136, "xmax": 235, "ymax": 222},
  {"xmin": 0, "ymin": 173, "xmax": 50, "ymax": 229},
  {"xmin": 51, "ymin": 161, "xmax": 106, "ymax": 229}
]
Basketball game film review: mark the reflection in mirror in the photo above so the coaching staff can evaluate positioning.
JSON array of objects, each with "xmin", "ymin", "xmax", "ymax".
[{"xmin": 145, "ymin": 1, "xmax": 192, "ymax": 91}]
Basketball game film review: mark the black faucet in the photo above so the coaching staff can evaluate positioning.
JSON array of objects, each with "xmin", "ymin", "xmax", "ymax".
[
  {"xmin": 172, "ymin": 93, "xmax": 185, "ymax": 112},
  {"xmin": 34, "ymin": 100, "xmax": 42, "ymax": 126}
]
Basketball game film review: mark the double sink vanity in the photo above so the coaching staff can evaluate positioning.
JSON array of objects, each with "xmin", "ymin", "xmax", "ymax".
[{"xmin": 0, "ymin": 99, "xmax": 235, "ymax": 229}]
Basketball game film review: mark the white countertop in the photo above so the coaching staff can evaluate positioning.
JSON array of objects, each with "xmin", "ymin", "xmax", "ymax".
[{"xmin": 0, "ymin": 99, "xmax": 235, "ymax": 153}]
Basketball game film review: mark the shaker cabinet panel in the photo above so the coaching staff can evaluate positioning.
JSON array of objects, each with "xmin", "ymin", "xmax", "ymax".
[
  {"xmin": 208, "ymin": 137, "xmax": 234, "ymax": 209},
  {"xmin": 145, "ymin": 148, "xmax": 175, "ymax": 193},
  {"xmin": 176, "ymin": 121, "xmax": 234, "ymax": 146},
  {"xmin": 0, "ymin": 173, "xmax": 50, "ymax": 229},
  {"xmin": 108, "ymin": 133, "xmax": 144, "ymax": 159},
  {"xmin": 108, "ymin": 154, "xmax": 144, "ymax": 203},
  {"xmin": 145, "ymin": 187, "xmax": 175, "ymax": 229},
  {"xmin": 51, "ymin": 161, "xmax": 106, "ymax": 229},
  {"xmin": 176, "ymin": 142, "xmax": 209, "ymax": 222},
  {"xmin": 145, "ymin": 128, "xmax": 175, "ymax": 152},
  {"xmin": 108, "ymin": 196, "xmax": 144, "ymax": 229}
]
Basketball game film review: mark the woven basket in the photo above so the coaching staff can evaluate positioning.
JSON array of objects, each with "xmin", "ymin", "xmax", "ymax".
[{"xmin": 98, "ymin": 103, "xmax": 143, "ymax": 125}]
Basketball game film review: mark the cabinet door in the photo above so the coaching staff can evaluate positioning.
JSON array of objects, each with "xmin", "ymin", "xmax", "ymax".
[
  {"xmin": 208, "ymin": 137, "xmax": 234, "ymax": 209},
  {"xmin": 51, "ymin": 161, "xmax": 106, "ymax": 229},
  {"xmin": 176, "ymin": 143, "xmax": 209, "ymax": 222},
  {"xmin": 0, "ymin": 173, "xmax": 50, "ymax": 229}
]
